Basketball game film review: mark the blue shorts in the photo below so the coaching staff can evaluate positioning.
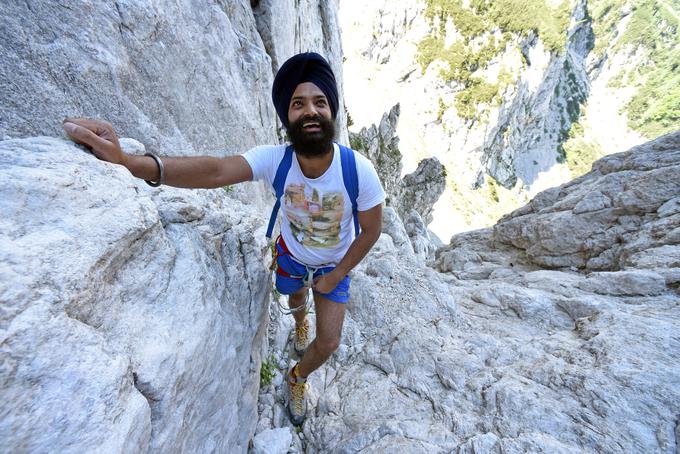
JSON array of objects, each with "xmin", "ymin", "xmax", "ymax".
[{"xmin": 274, "ymin": 239, "xmax": 351, "ymax": 304}]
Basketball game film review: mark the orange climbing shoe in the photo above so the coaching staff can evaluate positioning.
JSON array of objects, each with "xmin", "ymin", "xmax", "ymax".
[
  {"xmin": 287, "ymin": 365, "xmax": 308, "ymax": 426},
  {"xmin": 293, "ymin": 318, "xmax": 310, "ymax": 357}
]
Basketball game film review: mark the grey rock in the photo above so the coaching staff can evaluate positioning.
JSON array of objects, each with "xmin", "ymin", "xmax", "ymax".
[
  {"xmin": 624, "ymin": 244, "xmax": 680, "ymax": 269},
  {"xmin": 578, "ymin": 270, "xmax": 667, "ymax": 296},
  {"xmin": 252, "ymin": 428, "xmax": 292, "ymax": 454},
  {"xmin": 118, "ymin": 138, "xmax": 146, "ymax": 154},
  {"xmin": 400, "ymin": 157, "xmax": 446, "ymax": 225},
  {"xmin": 572, "ymin": 190, "xmax": 612, "ymax": 214},
  {"xmin": 0, "ymin": 0, "xmax": 347, "ymax": 451},
  {"xmin": 404, "ymin": 210, "xmax": 438, "ymax": 264},
  {"xmin": 481, "ymin": 0, "xmax": 595, "ymax": 189},
  {"xmin": 350, "ymin": 104, "xmax": 403, "ymax": 205},
  {"xmin": 0, "ymin": 138, "xmax": 270, "ymax": 453},
  {"xmin": 272, "ymin": 403, "xmax": 286, "ymax": 428},
  {"xmin": 458, "ymin": 433, "xmax": 501, "ymax": 454},
  {"xmin": 492, "ymin": 131, "xmax": 680, "ymax": 270},
  {"xmin": 381, "ymin": 206, "xmax": 414, "ymax": 256},
  {"xmin": 657, "ymin": 196, "xmax": 680, "ymax": 217},
  {"xmin": 0, "ymin": 0, "xmax": 277, "ymax": 154}
]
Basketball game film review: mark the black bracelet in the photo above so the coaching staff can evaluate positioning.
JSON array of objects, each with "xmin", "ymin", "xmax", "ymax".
[{"xmin": 144, "ymin": 152, "xmax": 165, "ymax": 187}]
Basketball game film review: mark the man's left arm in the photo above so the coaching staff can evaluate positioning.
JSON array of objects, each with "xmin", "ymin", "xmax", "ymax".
[{"xmin": 312, "ymin": 203, "xmax": 383, "ymax": 294}]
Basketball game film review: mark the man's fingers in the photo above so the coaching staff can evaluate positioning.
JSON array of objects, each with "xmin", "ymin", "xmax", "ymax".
[
  {"xmin": 63, "ymin": 117, "xmax": 112, "ymax": 131},
  {"xmin": 63, "ymin": 117, "xmax": 120, "ymax": 146},
  {"xmin": 63, "ymin": 122, "xmax": 114, "ymax": 155}
]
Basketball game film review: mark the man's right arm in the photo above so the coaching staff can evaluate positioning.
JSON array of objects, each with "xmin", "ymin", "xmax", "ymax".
[{"xmin": 62, "ymin": 118, "xmax": 253, "ymax": 189}]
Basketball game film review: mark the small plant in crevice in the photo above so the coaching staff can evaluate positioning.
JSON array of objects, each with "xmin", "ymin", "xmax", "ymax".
[{"xmin": 260, "ymin": 354, "xmax": 278, "ymax": 387}]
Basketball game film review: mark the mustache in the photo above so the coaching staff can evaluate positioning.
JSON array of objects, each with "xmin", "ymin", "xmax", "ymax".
[
  {"xmin": 287, "ymin": 115, "xmax": 336, "ymax": 157},
  {"xmin": 293, "ymin": 115, "xmax": 325, "ymax": 128}
]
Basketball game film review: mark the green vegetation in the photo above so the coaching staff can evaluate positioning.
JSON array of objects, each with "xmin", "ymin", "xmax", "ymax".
[
  {"xmin": 554, "ymin": 59, "xmax": 588, "ymax": 162},
  {"xmin": 486, "ymin": 175, "xmax": 500, "ymax": 203},
  {"xmin": 260, "ymin": 354, "xmax": 277, "ymax": 387},
  {"xmin": 489, "ymin": 0, "xmax": 572, "ymax": 52},
  {"xmin": 423, "ymin": 0, "xmax": 572, "ymax": 50},
  {"xmin": 590, "ymin": 0, "xmax": 680, "ymax": 138},
  {"xmin": 416, "ymin": 35, "xmax": 506, "ymax": 120},
  {"xmin": 348, "ymin": 132, "xmax": 366, "ymax": 152},
  {"xmin": 626, "ymin": 45, "xmax": 680, "ymax": 137},
  {"xmin": 590, "ymin": 0, "xmax": 626, "ymax": 59},
  {"xmin": 418, "ymin": 0, "xmax": 574, "ymax": 119},
  {"xmin": 454, "ymin": 78, "xmax": 500, "ymax": 120},
  {"xmin": 563, "ymin": 121, "xmax": 606, "ymax": 176},
  {"xmin": 437, "ymin": 97, "xmax": 447, "ymax": 122},
  {"xmin": 445, "ymin": 167, "xmax": 526, "ymax": 228}
]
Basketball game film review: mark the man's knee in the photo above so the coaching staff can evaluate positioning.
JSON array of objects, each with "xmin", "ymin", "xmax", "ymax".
[
  {"xmin": 288, "ymin": 287, "xmax": 307, "ymax": 303},
  {"xmin": 316, "ymin": 335, "xmax": 341, "ymax": 356}
]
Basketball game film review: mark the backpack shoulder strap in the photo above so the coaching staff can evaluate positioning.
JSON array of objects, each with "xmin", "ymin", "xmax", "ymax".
[
  {"xmin": 266, "ymin": 145, "xmax": 294, "ymax": 239},
  {"xmin": 338, "ymin": 143, "xmax": 360, "ymax": 236}
]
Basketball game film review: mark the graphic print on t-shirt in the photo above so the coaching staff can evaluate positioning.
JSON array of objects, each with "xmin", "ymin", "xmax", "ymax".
[{"xmin": 284, "ymin": 183, "xmax": 344, "ymax": 248}]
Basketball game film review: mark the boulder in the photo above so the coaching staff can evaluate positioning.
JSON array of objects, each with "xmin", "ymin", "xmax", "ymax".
[
  {"xmin": 0, "ymin": 0, "xmax": 348, "ymax": 450},
  {"xmin": 0, "ymin": 138, "xmax": 271, "ymax": 452},
  {"xmin": 493, "ymin": 131, "xmax": 680, "ymax": 271}
]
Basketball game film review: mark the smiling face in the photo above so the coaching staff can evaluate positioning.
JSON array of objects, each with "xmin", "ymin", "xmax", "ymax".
[
  {"xmin": 287, "ymin": 82, "xmax": 333, "ymax": 128},
  {"xmin": 286, "ymin": 82, "xmax": 336, "ymax": 157}
]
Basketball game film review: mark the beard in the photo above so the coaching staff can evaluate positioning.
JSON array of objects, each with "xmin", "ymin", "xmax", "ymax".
[{"xmin": 287, "ymin": 115, "xmax": 336, "ymax": 158}]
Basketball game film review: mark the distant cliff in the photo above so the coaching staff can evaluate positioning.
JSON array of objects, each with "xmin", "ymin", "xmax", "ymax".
[{"xmin": 340, "ymin": 0, "xmax": 678, "ymax": 238}]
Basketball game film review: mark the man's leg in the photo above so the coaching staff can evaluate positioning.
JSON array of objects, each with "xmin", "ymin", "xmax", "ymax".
[
  {"xmin": 297, "ymin": 293, "xmax": 346, "ymax": 377},
  {"xmin": 287, "ymin": 290, "xmax": 346, "ymax": 424},
  {"xmin": 288, "ymin": 286, "xmax": 310, "ymax": 357},
  {"xmin": 288, "ymin": 286, "xmax": 308, "ymax": 325}
]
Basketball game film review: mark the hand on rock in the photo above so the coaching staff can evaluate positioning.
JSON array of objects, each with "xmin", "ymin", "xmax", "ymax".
[{"xmin": 62, "ymin": 118, "xmax": 127, "ymax": 166}]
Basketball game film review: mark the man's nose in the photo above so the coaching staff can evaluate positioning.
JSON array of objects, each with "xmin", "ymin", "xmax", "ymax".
[{"xmin": 302, "ymin": 101, "xmax": 318, "ymax": 117}]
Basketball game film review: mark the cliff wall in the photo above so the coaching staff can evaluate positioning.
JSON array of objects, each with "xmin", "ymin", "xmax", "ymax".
[{"xmin": 0, "ymin": 1, "xmax": 344, "ymax": 452}]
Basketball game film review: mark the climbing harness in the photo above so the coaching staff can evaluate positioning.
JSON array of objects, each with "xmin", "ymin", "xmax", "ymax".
[{"xmin": 269, "ymin": 236, "xmax": 334, "ymax": 315}]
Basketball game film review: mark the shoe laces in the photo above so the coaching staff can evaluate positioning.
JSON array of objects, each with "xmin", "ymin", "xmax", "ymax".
[
  {"xmin": 295, "ymin": 319, "xmax": 309, "ymax": 346},
  {"xmin": 289, "ymin": 379, "xmax": 307, "ymax": 414}
]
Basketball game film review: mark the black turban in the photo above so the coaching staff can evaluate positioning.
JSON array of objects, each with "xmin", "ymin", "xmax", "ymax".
[{"xmin": 272, "ymin": 52, "xmax": 339, "ymax": 128}]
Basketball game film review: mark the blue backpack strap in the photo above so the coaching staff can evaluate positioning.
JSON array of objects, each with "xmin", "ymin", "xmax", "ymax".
[
  {"xmin": 266, "ymin": 145, "xmax": 294, "ymax": 239},
  {"xmin": 338, "ymin": 143, "xmax": 360, "ymax": 236}
]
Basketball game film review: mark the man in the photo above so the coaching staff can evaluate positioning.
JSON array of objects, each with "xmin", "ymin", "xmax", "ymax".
[{"xmin": 62, "ymin": 52, "xmax": 385, "ymax": 426}]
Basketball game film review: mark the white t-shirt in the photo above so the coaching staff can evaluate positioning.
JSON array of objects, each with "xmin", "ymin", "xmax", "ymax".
[{"xmin": 244, "ymin": 143, "xmax": 386, "ymax": 266}]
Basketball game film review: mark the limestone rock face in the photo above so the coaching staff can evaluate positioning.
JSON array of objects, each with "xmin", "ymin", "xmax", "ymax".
[
  {"xmin": 0, "ymin": 138, "xmax": 271, "ymax": 453},
  {"xmin": 492, "ymin": 131, "xmax": 680, "ymax": 277},
  {"xmin": 0, "ymin": 0, "xmax": 347, "ymax": 452},
  {"xmin": 481, "ymin": 0, "xmax": 595, "ymax": 189},
  {"xmin": 350, "ymin": 105, "xmax": 446, "ymax": 262},
  {"xmin": 349, "ymin": 104, "xmax": 403, "ymax": 205},
  {"xmin": 400, "ymin": 157, "xmax": 446, "ymax": 226},
  {"xmin": 0, "ymin": 0, "xmax": 277, "ymax": 154}
]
